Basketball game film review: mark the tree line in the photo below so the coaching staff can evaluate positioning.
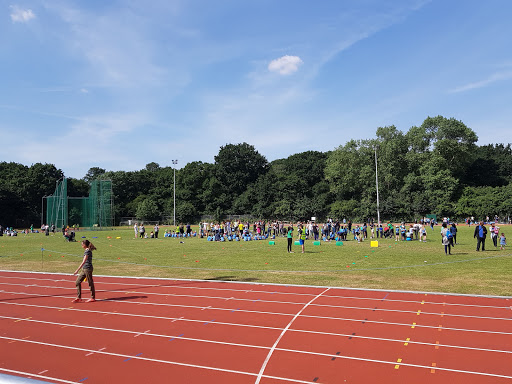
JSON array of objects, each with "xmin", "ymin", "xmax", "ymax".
[{"xmin": 1, "ymin": 116, "xmax": 511, "ymax": 227}]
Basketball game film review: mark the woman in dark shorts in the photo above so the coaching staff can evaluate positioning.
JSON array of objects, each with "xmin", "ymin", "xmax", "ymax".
[{"xmin": 73, "ymin": 239, "xmax": 96, "ymax": 303}]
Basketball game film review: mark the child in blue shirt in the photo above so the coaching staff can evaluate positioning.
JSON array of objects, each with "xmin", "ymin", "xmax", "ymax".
[{"xmin": 500, "ymin": 233, "xmax": 506, "ymax": 250}]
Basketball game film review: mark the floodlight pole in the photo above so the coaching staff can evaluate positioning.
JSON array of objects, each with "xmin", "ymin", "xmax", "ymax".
[
  {"xmin": 172, "ymin": 160, "xmax": 178, "ymax": 226},
  {"xmin": 374, "ymin": 146, "xmax": 381, "ymax": 225}
]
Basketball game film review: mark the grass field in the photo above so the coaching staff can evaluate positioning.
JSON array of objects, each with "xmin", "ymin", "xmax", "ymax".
[{"xmin": 1, "ymin": 225, "xmax": 511, "ymax": 296}]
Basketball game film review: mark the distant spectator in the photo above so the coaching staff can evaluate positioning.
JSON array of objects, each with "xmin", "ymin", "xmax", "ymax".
[
  {"xmin": 450, "ymin": 223, "xmax": 457, "ymax": 245},
  {"xmin": 287, "ymin": 226, "xmax": 293, "ymax": 253},
  {"xmin": 492, "ymin": 223, "xmax": 500, "ymax": 248},
  {"xmin": 420, "ymin": 224, "xmax": 427, "ymax": 242},
  {"xmin": 298, "ymin": 225, "xmax": 306, "ymax": 253},
  {"xmin": 441, "ymin": 222, "xmax": 451, "ymax": 255},
  {"xmin": 474, "ymin": 221, "xmax": 487, "ymax": 251}
]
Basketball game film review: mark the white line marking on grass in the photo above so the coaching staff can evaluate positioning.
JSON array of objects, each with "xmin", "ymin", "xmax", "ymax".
[{"xmin": 254, "ymin": 288, "xmax": 330, "ymax": 384}]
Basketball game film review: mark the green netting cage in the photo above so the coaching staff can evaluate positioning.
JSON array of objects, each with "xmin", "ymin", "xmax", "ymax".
[
  {"xmin": 45, "ymin": 178, "xmax": 68, "ymax": 229},
  {"xmin": 46, "ymin": 178, "xmax": 114, "ymax": 229}
]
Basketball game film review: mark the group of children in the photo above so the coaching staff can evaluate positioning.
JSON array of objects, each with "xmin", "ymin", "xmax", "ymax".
[
  {"xmin": 0, "ymin": 225, "xmax": 18, "ymax": 236},
  {"xmin": 493, "ymin": 229, "xmax": 507, "ymax": 250},
  {"xmin": 489, "ymin": 223, "xmax": 507, "ymax": 249}
]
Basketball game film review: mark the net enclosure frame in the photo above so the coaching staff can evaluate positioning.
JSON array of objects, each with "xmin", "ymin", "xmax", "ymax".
[{"xmin": 45, "ymin": 178, "xmax": 114, "ymax": 230}]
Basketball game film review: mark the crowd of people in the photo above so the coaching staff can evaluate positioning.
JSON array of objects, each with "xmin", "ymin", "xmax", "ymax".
[
  {"xmin": 193, "ymin": 219, "xmax": 436, "ymax": 244},
  {"xmin": 192, "ymin": 217, "xmax": 507, "ymax": 255},
  {"xmin": 1, "ymin": 216, "xmax": 507, "ymax": 256},
  {"xmin": 132, "ymin": 222, "xmax": 196, "ymax": 239},
  {"xmin": 464, "ymin": 215, "xmax": 512, "ymax": 225}
]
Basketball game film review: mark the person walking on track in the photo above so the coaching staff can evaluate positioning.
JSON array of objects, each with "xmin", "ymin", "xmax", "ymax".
[{"xmin": 73, "ymin": 239, "xmax": 97, "ymax": 303}]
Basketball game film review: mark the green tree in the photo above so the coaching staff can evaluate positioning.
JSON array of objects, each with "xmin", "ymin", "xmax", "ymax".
[
  {"xmin": 67, "ymin": 178, "xmax": 89, "ymax": 197},
  {"xmin": 84, "ymin": 167, "xmax": 106, "ymax": 183},
  {"xmin": 420, "ymin": 116, "xmax": 478, "ymax": 176},
  {"xmin": 177, "ymin": 161, "xmax": 214, "ymax": 215},
  {"xmin": 462, "ymin": 144, "xmax": 512, "ymax": 187},
  {"xmin": 214, "ymin": 143, "xmax": 268, "ymax": 212},
  {"xmin": 175, "ymin": 201, "xmax": 198, "ymax": 223},
  {"xmin": 325, "ymin": 139, "xmax": 376, "ymax": 220},
  {"xmin": 0, "ymin": 162, "xmax": 63, "ymax": 226},
  {"xmin": 145, "ymin": 162, "xmax": 160, "ymax": 172},
  {"xmin": 136, "ymin": 197, "xmax": 160, "ymax": 221},
  {"xmin": 25, "ymin": 163, "xmax": 64, "ymax": 224}
]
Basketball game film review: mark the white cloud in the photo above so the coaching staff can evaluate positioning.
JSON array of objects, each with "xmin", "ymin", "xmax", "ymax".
[
  {"xmin": 449, "ymin": 71, "xmax": 512, "ymax": 93},
  {"xmin": 67, "ymin": 113, "xmax": 144, "ymax": 144},
  {"xmin": 268, "ymin": 55, "xmax": 303, "ymax": 75},
  {"xmin": 10, "ymin": 5, "xmax": 35, "ymax": 23}
]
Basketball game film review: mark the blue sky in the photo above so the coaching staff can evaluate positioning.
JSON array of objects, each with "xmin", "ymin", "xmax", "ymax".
[{"xmin": 1, "ymin": 0, "xmax": 511, "ymax": 178}]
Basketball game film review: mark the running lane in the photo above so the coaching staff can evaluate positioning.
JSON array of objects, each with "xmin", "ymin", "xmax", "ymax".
[{"xmin": 0, "ymin": 271, "xmax": 510, "ymax": 384}]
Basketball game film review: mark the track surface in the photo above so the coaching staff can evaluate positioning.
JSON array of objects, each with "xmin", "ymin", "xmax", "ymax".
[{"xmin": 0, "ymin": 270, "xmax": 511, "ymax": 383}]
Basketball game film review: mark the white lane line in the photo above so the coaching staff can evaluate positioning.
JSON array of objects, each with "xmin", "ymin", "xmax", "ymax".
[
  {"xmin": 0, "ymin": 336, "xmax": 315, "ymax": 384},
  {"xmin": 275, "ymin": 347, "xmax": 512, "ymax": 380},
  {"xmin": 3, "ymin": 311, "xmax": 511, "ymax": 355},
  {"xmin": 14, "ymin": 271, "xmax": 511, "ymax": 309},
  {"xmin": 3, "ymin": 269, "xmax": 511, "ymax": 300},
  {"xmin": 2, "ymin": 282, "xmax": 511, "ymax": 321},
  {"xmin": 3, "ymin": 319, "xmax": 511, "ymax": 380},
  {"xmin": 0, "ymin": 315, "xmax": 270, "ymax": 351},
  {"xmin": 3, "ymin": 299, "xmax": 512, "ymax": 338},
  {"xmin": 254, "ymin": 288, "xmax": 331, "ymax": 384},
  {"xmin": 0, "ymin": 368, "xmax": 77, "ymax": 384},
  {"xmin": 86, "ymin": 347, "xmax": 106, "ymax": 356},
  {"xmin": 287, "ymin": 328, "xmax": 512, "ymax": 354},
  {"xmin": 2, "ymin": 301, "xmax": 283, "ymax": 331},
  {"xmin": 2, "ymin": 275, "xmax": 510, "ymax": 310},
  {"xmin": 298, "ymin": 313, "xmax": 512, "ymax": 335}
]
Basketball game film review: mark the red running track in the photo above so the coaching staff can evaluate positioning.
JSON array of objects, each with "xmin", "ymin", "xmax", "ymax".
[{"xmin": 0, "ymin": 270, "xmax": 511, "ymax": 383}]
